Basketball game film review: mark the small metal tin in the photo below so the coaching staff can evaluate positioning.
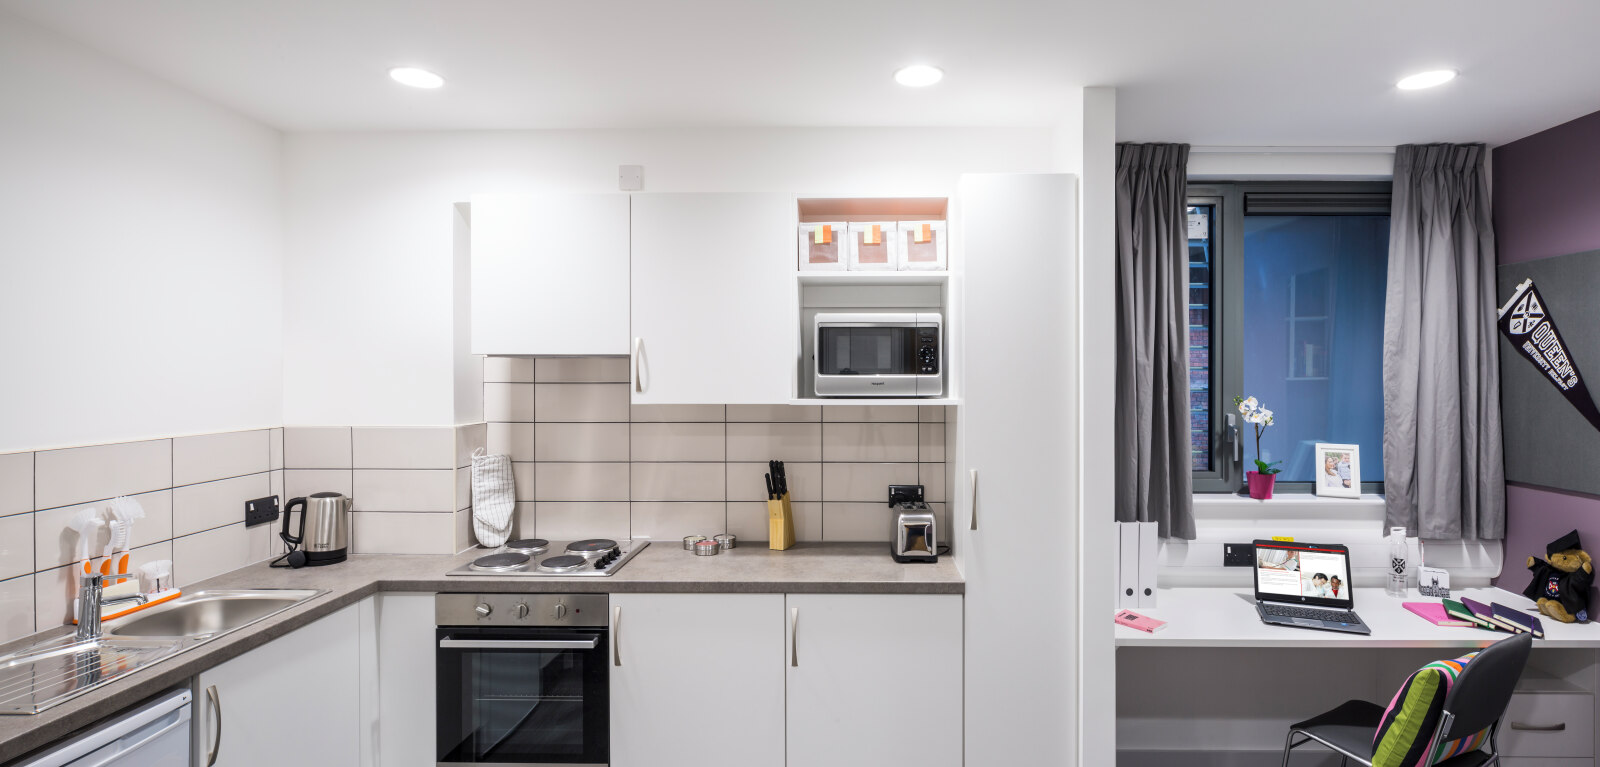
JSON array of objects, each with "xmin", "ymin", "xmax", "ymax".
[
  {"xmin": 683, "ymin": 535, "xmax": 707, "ymax": 551},
  {"xmin": 713, "ymin": 534, "xmax": 737, "ymax": 550},
  {"xmin": 693, "ymin": 539, "xmax": 720, "ymax": 556}
]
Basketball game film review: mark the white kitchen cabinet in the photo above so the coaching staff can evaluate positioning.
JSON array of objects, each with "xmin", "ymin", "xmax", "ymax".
[
  {"xmin": 470, "ymin": 193, "xmax": 631, "ymax": 356},
  {"xmin": 629, "ymin": 193, "xmax": 795, "ymax": 403},
  {"xmin": 372, "ymin": 594, "xmax": 436, "ymax": 767},
  {"xmin": 785, "ymin": 594, "xmax": 963, "ymax": 767},
  {"xmin": 957, "ymin": 173, "xmax": 1078, "ymax": 765},
  {"xmin": 195, "ymin": 605, "xmax": 361, "ymax": 767},
  {"xmin": 609, "ymin": 593, "xmax": 785, "ymax": 767}
]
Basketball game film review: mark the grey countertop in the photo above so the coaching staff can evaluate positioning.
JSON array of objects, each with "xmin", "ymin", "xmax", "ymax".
[{"xmin": 0, "ymin": 541, "xmax": 960, "ymax": 760}]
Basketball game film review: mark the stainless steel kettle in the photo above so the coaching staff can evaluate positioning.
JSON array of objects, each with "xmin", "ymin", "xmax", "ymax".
[{"xmin": 280, "ymin": 492, "xmax": 351, "ymax": 567}]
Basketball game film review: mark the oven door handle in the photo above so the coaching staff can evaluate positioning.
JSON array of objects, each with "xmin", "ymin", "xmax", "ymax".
[{"xmin": 438, "ymin": 638, "xmax": 599, "ymax": 650}]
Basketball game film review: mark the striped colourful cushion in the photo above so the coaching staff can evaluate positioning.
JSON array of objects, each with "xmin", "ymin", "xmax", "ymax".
[{"xmin": 1371, "ymin": 652, "xmax": 1491, "ymax": 767}]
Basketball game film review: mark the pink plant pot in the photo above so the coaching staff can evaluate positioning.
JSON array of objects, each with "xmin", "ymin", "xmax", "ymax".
[{"xmin": 1246, "ymin": 470, "xmax": 1276, "ymax": 500}]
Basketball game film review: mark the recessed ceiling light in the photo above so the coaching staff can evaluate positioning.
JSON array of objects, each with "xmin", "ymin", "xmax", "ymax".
[
  {"xmin": 1396, "ymin": 69, "xmax": 1457, "ymax": 90},
  {"xmin": 894, "ymin": 65, "xmax": 944, "ymax": 88},
  {"xmin": 389, "ymin": 67, "xmax": 444, "ymax": 89}
]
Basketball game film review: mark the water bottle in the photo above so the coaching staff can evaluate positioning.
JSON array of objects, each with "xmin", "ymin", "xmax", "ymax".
[{"xmin": 1386, "ymin": 526, "xmax": 1408, "ymax": 598}]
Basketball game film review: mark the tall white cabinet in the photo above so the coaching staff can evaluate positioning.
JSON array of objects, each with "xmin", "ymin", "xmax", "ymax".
[
  {"xmin": 628, "ymin": 193, "xmax": 794, "ymax": 404},
  {"xmin": 957, "ymin": 173, "xmax": 1079, "ymax": 765}
]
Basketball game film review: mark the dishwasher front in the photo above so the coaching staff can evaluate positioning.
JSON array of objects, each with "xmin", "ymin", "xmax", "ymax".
[{"xmin": 9, "ymin": 688, "xmax": 190, "ymax": 767}]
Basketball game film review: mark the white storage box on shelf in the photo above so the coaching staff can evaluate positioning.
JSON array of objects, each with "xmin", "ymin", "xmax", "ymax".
[
  {"xmin": 845, "ymin": 222, "xmax": 902, "ymax": 271},
  {"xmin": 899, "ymin": 220, "xmax": 948, "ymax": 270},
  {"xmin": 797, "ymin": 222, "xmax": 848, "ymax": 271}
]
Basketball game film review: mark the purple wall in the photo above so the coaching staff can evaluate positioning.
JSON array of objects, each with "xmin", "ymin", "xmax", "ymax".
[{"xmin": 1493, "ymin": 108, "xmax": 1600, "ymax": 595}]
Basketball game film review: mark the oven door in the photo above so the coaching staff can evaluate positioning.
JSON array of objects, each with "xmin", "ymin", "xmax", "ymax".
[{"xmin": 437, "ymin": 626, "xmax": 609, "ymax": 766}]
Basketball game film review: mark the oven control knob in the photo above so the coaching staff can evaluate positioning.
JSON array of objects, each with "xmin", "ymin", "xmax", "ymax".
[
  {"xmin": 474, "ymin": 602, "xmax": 492, "ymax": 618},
  {"xmin": 554, "ymin": 603, "xmax": 568, "ymax": 620},
  {"xmin": 512, "ymin": 602, "xmax": 530, "ymax": 619}
]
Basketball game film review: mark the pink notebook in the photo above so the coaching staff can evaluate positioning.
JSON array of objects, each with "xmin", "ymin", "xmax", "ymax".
[
  {"xmin": 1404, "ymin": 602, "xmax": 1475, "ymax": 627},
  {"xmin": 1114, "ymin": 609, "xmax": 1167, "ymax": 633}
]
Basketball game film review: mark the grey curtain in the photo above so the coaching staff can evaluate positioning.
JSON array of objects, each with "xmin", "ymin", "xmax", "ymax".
[
  {"xmin": 1382, "ymin": 143, "xmax": 1505, "ymax": 539},
  {"xmin": 1115, "ymin": 143, "xmax": 1195, "ymax": 540}
]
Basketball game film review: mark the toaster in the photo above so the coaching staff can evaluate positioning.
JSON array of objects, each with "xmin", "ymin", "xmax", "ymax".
[{"xmin": 889, "ymin": 485, "xmax": 938, "ymax": 563}]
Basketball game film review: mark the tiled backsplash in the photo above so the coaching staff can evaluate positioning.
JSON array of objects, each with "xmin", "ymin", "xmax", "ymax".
[
  {"xmin": 483, "ymin": 356, "xmax": 950, "ymax": 545},
  {"xmin": 0, "ymin": 429, "xmax": 288, "ymax": 642}
]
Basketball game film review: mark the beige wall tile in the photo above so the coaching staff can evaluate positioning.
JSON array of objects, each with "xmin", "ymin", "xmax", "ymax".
[
  {"xmin": 821, "ymin": 423, "xmax": 918, "ymax": 462},
  {"xmin": 173, "ymin": 523, "xmax": 249, "ymax": 586},
  {"xmin": 512, "ymin": 463, "xmax": 536, "ymax": 501},
  {"xmin": 285, "ymin": 469, "xmax": 353, "ymax": 501},
  {"xmin": 34, "ymin": 490, "xmax": 173, "ymax": 571},
  {"xmin": 35, "ymin": 439, "xmax": 171, "ymax": 510},
  {"xmin": 727, "ymin": 501, "xmax": 822, "ymax": 543},
  {"xmin": 455, "ymin": 423, "xmax": 489, "ymax": 468},
  {"xmin": 822, "ymin": 502, "xmax": 895, "ymax": 542},
  {"xmin": 456, "ymin": 467, "xmax": 471, "ymax": 511},
  {"xmin": 484, "ymin": 356, "xmax": 538, "ymax": 383},
  {"xmin": 535, "ymin": 502, "xmax": 631, "ymax": 541},
  {"xmin": 269, "ymin": 428, "xmax": 284, "ymax": 470},
  {"xmin": 0, "ymin": 515, "xmax": 32, "ymax": 580},
  {"xmin": 918, "ymin": 423, "xmax": 947, "ymax": 463},
  {"xmin": 484, "ymin": 383, "xmax": 538, "ymax": 422},
  {"xmin": 631, "ymin": 423, "xmax": 725, "ymax": 462},
  {"xmin": 0, "ymin": 575, "xmax": 34, "ymax": 644},
  {"xmin": 535, "ymin": 423, "xmax": 628, "ymax": 462},
  {"xmin": 630, "ymin": 404, "xmax": 725, "ymax": 422},
  {"xmin": 455, "ymin": 509, "xmax": 475, "ymax": 553},
  {"xmin": 246, "ymin": 519, "xmax": 283, "ymax": 562},
  {"xmin": 0, "ymin": 452, "xmax": 33, "ymax": 517},
  {"xmin": 353, "ymin": 469, "xmax": 456, "ymax": 512},
  {"xmin": 919, "ymin": 462, "xmax": 948, "ymax": 503},
  {"xmin": 536, "ymin": 463, "xmax": 630, "ymax": 502},
  {"xmin": 513, "ymin": 502, "xmax": 536, "ymax": 539},
  {"xmin": 726, "ymin": 423, "xmax": 822, "ymax": 463},
  {"xmin": 488, "ymin": 423, "xmax": 538, "ymax": 462},
  {"xmin": 631, "ymin": 463, "xmax": 725, "ymax": 502},
  {"xmin": 283, "ymin": 427, "xmax": 352, "ymax": 469},
  {"xmin": 352, "ymin": 512, "xmax": 455, "ymax": 555},
  {"xmin": 727, "ymin": 404, "xmax": 821, "ymax": 422},
  {"xmin": 727, "ymin": 462, "xmax": 822, "ymax": 503},
  {"xmin": 536, "ymin": 357, "xmax": 630, "ymax": 383},
  {"xmin": 630, "ymin": 502, "xmax": 725, "ymax": 541},
  {"xmin": 821, "ymin": 405, "xmax": 919, "ymax": 423},
  {"xmin": 918, "ymin": 406, "xmax": 948, "ymax": 423},
  {"xmin": 173, "ymin": 430, "xmax": 270, "ymax": 486},
  {"xmin": 36, "ymin": 541, "xmax": 170, "ymax": 632},
  {"xmin": 352, "ymin": 427, "xmax": 457, "ymax": 470},
  {"xmin": 270, "ymin": 470, "xmax": 284, "ymax": 505},
  {"xmin": 822, "ymin": 463, "xmax": 919, "ymax": 502},
  {"xmin": 535, "ymin": 383, "xmax": 630, "ymax": 422},
  {"xmin": 173, "ymin": 473, "xmax": 270, "ymax": 537}
]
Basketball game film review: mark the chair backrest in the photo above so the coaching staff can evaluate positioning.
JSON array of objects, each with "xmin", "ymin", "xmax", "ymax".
[{"xmin": 1440, "ymin": 632, "xmax": 1533, "ymax": 740}]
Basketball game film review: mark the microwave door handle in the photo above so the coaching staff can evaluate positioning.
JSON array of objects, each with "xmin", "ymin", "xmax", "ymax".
[{"xmin": 438, "ymin": 638, "xmax": 600, "ymax": 650}]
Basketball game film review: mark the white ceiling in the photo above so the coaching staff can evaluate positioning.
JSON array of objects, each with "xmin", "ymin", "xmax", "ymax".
[{"xmin": 4, "ymin": 0, "xmax": 1599, "ymax": 146}]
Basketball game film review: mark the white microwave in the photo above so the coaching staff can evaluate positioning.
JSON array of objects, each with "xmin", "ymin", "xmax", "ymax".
[{"xmin": 813, "ymin": 312, "xmax": 943, "ymax": 397}]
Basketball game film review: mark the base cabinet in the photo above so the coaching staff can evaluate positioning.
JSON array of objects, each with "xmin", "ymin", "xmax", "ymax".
[
  {"xmin": 785, "ymin": 594, "xmax": 964, "ymax": 767},
  {"xmin": 194, "ymin": 604, "xmax": 361, "ymax": 767},
  {"xmin": 609, "ymin": 594, "xmax": 785, "ymax": 767}
]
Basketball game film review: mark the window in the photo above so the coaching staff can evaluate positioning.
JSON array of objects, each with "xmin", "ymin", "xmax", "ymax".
[{"xmin": 1188, "ymin": 183, "xmax": 1391, "ymax": 494}]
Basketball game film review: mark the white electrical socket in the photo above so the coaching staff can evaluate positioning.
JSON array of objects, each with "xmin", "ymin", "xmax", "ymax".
[{"xmin": 619, "ymin": 165, "xmax": 643, "ymax": 191}]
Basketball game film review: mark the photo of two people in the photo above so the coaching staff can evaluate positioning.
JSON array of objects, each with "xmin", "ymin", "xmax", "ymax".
[
  {"xmin": 1321, "ymin": 452, "xmax": 1353, "ymax": 490},
  {"xmin": 1301, "ymin": 572, "xmax": 1343, "ymax": 598}
]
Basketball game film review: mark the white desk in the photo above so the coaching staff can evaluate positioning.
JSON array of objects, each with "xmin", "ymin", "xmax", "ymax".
[{"xmin": 1116, "ymin": 586, "xmax": 1600, "ymax": 649}]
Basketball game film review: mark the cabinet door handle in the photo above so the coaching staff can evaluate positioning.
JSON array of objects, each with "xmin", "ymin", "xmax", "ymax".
[
  {"xmin": 205, "ymin": 684, "xmax": 222, "ymax": 766},
  {"xmin": 969, "ymin": 469, "xmax": 979, "ymax": 531},
  {"xmin": 613, "ymin": 606, "xmax": 622, "ymax": 667},
  {"xmin": 1509, "ymin": 721, "xmax": 1566, "ymax": 732},
  {"xmin": 633, "ymin": 338, "xmax": 643, "ymax": 394},
  {"xmin": 790, "ymin": 607, "xmax": 799, "ymax": 667}
]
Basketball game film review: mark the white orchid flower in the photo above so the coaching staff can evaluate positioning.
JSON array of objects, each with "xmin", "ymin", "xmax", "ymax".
[
  {"xmin": 1259, "ymin": 408, "xmax": 1273, "ymax": 421},
  {"xmin": 1263, "ymin": 414, "xmax": 1274, "ymax": 426},
  {"xmin": 1239, "ymin": 396, "xmax": 1258, "ymax": 414}
]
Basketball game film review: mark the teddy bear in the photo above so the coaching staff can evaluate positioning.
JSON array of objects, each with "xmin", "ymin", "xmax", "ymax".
[{"xmin": 1524, "ymin": 529, "xmax": 1594, "ymax": 623}]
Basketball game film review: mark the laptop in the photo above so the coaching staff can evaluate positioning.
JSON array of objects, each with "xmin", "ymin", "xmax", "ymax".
[{"xmin": 1252, "ymin": 539, "xmax": 1371, "ymax": 635}]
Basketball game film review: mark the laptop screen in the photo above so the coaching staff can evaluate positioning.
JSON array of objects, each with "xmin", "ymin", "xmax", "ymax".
[{"xmin": 1253, "ymin": 541, "xmax": 1353, "ymax": 608}]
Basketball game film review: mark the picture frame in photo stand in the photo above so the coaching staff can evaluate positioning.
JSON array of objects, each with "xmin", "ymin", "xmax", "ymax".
[
  {"xmin": 1313, "ymin": 443, "xmax": 1361, "ymax": 498},
  {"xmin": 798, "ymin": 222, "xmax": 848, "ymax": 271},
  {"xmin": 845, "ymin": 221, "xmax": 902, "ymax": 271}
]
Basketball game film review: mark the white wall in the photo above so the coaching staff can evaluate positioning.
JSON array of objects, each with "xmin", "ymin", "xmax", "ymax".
[
  {"xmin": 282, "ymin": 127, "xmax": 1055, "ymax": 426},
  {"xmin": 1187, "ymin": 148, "xmax": 1394, "ymax": 180},
  {"xmin": 0, "ymin": 12, "xmax": 283, "ymax": 452}
]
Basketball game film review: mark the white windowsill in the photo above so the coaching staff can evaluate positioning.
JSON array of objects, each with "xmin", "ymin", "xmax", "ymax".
[{"xmin": 1192, "ymin": 492, "xmax": 1386, "ymax": 521}]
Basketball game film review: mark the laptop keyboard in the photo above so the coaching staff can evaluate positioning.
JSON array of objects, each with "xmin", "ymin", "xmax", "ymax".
[{"xmin": 1262, "ymin": 603, "xmax": 1360, "ymax": 624}]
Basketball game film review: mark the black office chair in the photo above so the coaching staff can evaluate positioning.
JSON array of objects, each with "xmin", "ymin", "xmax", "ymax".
[{"xmin": 1280, "ymin": 632, "xmax": 1533, "ymax": 766}]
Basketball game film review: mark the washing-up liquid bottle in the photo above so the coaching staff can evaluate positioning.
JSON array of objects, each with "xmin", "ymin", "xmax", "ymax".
[{"xmin": 1386, "ymin": 526, "xmax": 1408, "ymax": 598}]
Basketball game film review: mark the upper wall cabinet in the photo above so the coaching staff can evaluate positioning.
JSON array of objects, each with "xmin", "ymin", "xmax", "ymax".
[
  {"xmin": 630, "ymin": 193, "xmax": 795, "ymax": 404},
  {"xmin": 470, "ymin": 193, "xmax": 632, "ymax": 356}
]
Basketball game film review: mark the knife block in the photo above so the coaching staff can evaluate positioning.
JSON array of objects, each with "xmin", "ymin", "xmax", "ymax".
[{"xmin": 768, "ymin": 494, "xmax": 795, "ymax": 550}]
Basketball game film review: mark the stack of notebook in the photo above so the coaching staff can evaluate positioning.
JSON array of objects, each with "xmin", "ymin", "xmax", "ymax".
[{"xmin": 1437, "ymin": 596, "xmax": 1545, "ymax": 638}]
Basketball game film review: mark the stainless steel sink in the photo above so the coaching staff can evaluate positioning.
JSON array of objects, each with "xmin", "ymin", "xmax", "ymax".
[{"xmin": 104, "ymin": 589, "xmax": 323, "ymax": 639}]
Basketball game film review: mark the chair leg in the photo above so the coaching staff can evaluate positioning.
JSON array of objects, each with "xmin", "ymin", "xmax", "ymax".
[
  {"xmin": 1340, "ymin": 757, "xmax": 1348, "ymax": 767},
  {"xmin": 1281, "ymin": 729, "xmax": 1297, "ymax": 767}
]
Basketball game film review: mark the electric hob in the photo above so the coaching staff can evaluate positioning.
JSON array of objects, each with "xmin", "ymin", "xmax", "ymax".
[{"xmin": 444, "ymin": 538, "xmax": 649, "ymax": 577}]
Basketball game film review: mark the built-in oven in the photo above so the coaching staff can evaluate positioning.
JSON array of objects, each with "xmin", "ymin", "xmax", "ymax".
[
  {"xmin": 813, "ymin": 312, "xmax": 943, "ymax": 397},
  {"xmin": 437, "ymin": 593, "xmax": 610, "ymax": 766}
]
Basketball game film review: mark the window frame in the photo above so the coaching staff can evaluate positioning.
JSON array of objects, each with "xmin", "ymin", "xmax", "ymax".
[{"xmin": 1187, "ymin": 180, "xmax": 1392, "ymax": 495}]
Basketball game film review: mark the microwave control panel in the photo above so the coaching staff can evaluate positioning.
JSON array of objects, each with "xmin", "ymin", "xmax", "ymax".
[{"xmin": 917, "ymin": 327, "xmax": 940, "ymax": 375}]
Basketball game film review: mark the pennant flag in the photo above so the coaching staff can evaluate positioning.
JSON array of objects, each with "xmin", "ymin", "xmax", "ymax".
[{"xmin": 1499, "ymin": 278, "xmax": 1600, "ymax": 433}]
